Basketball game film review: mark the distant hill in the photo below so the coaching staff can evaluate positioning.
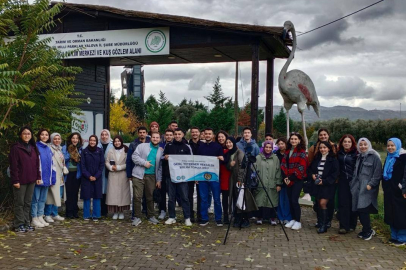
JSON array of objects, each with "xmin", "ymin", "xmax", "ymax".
[{"xmin": 266, "ymin": 105, "xmax": 403, "ymax": 123}]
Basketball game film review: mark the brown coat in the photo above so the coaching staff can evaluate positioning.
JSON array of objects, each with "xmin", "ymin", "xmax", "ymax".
[{"xmin": 105, "ymin": 148, "xmax": 131, "ymax": 207}]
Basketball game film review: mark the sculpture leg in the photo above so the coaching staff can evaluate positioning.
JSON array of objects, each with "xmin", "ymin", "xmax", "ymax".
[
  {"xmin": 286, "ymin": 109, "xmax": 290, "ymax": 138},
  {"xmin": 301, "ymin": 112, "xmax": 311, "ymax": 201}
]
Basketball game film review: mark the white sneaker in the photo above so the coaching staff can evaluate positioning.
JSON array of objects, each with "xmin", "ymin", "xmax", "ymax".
[
  {"xmin": 291, "ymin": 221, "xmax": 302, "ymax": 230},
  {"xmin": 32, "ymin": 217, "xmax": 44, "ymax": 228},
  {"xmin": 185, "ymin": 218, "xmax": 192, "ymax": 226},
  {"xmin": 118, "ymin": 213, "xmax": 124, "ymax": 220},
  {"xmin": 52, "ymin": 215, "xmax": 65, "ymax": 221},
  {"xmin": 44, "ymin": 216, "xmax": 54, "ymax": 223},
  {"xmin": 132, "ymin": 217, "xmax": 142, "ymax": 226},
  {"xmin": 285, "ymin": 220, "xmax": 296, "ymax": 228},
  {"xmin": 158, "ymin": 210, "xmax": 166, "ymax": 220},
  {"xmin": 38, "ymin": 216, "xmax": 49, "ymax": 226},
  {"xmin": 302, "ymin": 193, "xmax": 312, "ymax": 201},
  {"xmin": 165, "ymin": 218, "xmax": 176, "ymax": 225},
  {"xmin": 148, "ymin": 216, "xmax": 159, "ymax": 224},
  {"xmin": 256, "ymin": 219, "xmax": 263, "ymax": 225},
  {"xmin": 112, "ymin": 213, "xmax": 119, "ymax": 220}
]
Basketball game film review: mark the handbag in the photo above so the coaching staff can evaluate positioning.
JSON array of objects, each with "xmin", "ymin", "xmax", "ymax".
[
  {"xmin": 63, "ymin": 166, "xmax": 69, "ymax": 175},
  {"xmin": 236, "ymin": 183, "xmax": 246, "ymax": 210}
]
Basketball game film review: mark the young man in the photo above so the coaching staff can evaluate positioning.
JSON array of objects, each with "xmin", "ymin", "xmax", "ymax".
[
  {"xmin": 150, "ymin": 122, "xmax": 159, "ymax": 134},
  {"xmin": 197, "ymin": 128, "xmax": 224, "ymax": 226},
  {"xmin": 163, "ymin": 128, "xmax": 192, "ymax": 226},
  {"xmin": 236, "ymin": 127, "xmax": 260, "ymax": 157},
  {"xmin": 131, "ymin": 132, "xmax": 163, "ymax": 226},
  {"xmin": 168, "ymin": 121, "xmax": 178, "ymax": 131},
  {"xmin": 188, "ymin": 127, "xmax": 202, "ymax": 222},
  {"xmin": 157, "ymin": 129, "xmax": 175, "ymax": 220},
  {"xmin": 263, "ymin": 133, "xmax": 278, "ymax": 152},
  {"xmin": 126, "ymin": 127, "xmax": 151, "ymax": 219}
]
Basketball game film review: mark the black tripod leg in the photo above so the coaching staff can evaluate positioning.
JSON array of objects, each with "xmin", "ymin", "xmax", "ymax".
[
  {"xmin": 223, "ymin": 183, "xmax": 243, "ymax": 245},
  {"xmin": 252, "ymin": 164, "xmax": 289, "ymax": 241}
]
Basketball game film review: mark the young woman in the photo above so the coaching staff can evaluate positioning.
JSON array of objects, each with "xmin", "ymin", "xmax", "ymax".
[
  {"xmin": 275, "ymin": 138, "xmax": 292, "ymax": 224},
  {"xmin": 105, "ymin": 136, "xmax": 131, "ymax": 220},
  {"xmin": 62, "ymin": 132, "xmax": 83, "ymax": 219},
  {"xmin": 225, "ymin": 137, "xmax": 257, "ymax": 228},
  {"xmin": 31, "ymin": 129, "xmax": 55, "ymax": 228},
  {"xmin": 254, "ymin": 141, "xmax": 282, "ymax": 225},
  {"xmin": 337, "ymin": 134, "xmax": 358, "ymax": 234},
  {"xmin": 282, "ymin": 132, "xmax": 308, "ymax": 230},
  {"xmin": 309, "ymin": 141, "xmax": 339, "ymax": 233},
  {"xmin": 216, "ymin": 130, "xmax": 231, "ymax": 224},
  {"xmin": 308, "ymin": 128, "xmax": 337, "ymax": 226},
  {"xmin": 382, "ymin": 138, "xmax": 406, "ymax": 246},
  {"xmin": 81, "ymin": 135, "xmax": 105, "ymax": 221},
  {"xmin": 351, "ymin": 138, "xmax": 382, "ymax": 240},
  {"xmin": 9, "ymin": 126, "xmax": 41, "ymax": 233},
  {"xmin": 98, "ymin": 129, "xmax": 113, "ymax": 217},
  {"xmin": 44, "ymin": 133, "xmax": 66, "ymax": 223}
]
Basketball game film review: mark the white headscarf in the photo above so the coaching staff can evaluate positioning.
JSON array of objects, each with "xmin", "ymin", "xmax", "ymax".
[
  {"xmin": 50, "ymin": 132, "xmax": 62, "ymax": 151},
  {"xmin": 100, "ymin": 129, "xmax": 112, "ymax": 144},
  {"xmin": 357, "ymin": 137, "xmax": 380, "ymax": 158}
]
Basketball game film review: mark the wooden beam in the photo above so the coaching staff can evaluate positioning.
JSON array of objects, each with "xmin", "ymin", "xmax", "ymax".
[
  {"xmin": 234, "ymin": 62, "xmax": 239, "ymax": 136},
  {"xmin": 265, "ymin": 58, "xmax": 274, "ymax": 134},
  {"xmin": 250, "ymin": 43, "xmax": 259, "ymax": 140}
]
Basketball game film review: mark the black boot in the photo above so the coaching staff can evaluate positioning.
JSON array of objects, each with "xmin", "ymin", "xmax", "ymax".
[
  {"xmin": 315, "ymin": 211, "xmax": 322, "ymax": 228},
  {"xmin": 318, "ymin": 209, "xmax": 328, "ymax": 234}
]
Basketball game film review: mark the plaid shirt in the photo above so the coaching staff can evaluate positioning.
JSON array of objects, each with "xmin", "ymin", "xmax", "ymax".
[{"xmin": 281, "ymin": 148, "xmax": 308, "ymax": 180}]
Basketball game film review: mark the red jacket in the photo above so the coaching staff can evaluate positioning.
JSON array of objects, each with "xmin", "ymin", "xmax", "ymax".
[
  {"xmin": 220, "ymin": 149, "xmax": 231, "ymax": 191},
  {"xmin": 9, "ymin": 142, "xmax": 41, "ymax": 185}
]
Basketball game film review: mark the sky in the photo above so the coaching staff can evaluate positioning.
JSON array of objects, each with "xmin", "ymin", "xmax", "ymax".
[{"xmin": 64, "ymin": 0, "xmax": 406, "ymax": 111}]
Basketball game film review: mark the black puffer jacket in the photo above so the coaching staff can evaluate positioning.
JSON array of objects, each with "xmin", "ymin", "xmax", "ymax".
[{"xmin": 337, "ymin": 149, "xmax": 357, "ymax": 182}]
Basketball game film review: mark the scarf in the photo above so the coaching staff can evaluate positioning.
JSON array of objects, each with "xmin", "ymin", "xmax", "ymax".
[
  {"xmin": 87, "ymin": 135, "xmax": 99, "ymax": 152},
  {"xmin": 281, "ymin": 147, "xmax": 308, "ymax": 180},
  {"xmin": 357, "ymin": 137, "xmax": 380, "ymax": 158},
  {"xmin": 383, "ymin": 137, "xmax": 402, "ymax": 181},
  {"xmin": 224, "ymin": 137, "xmax": 238, "ymax": 165},
  {"xmin": 50, "ymin": 133, "xmax": 62, "ymax": 151},
  {"xmin": 100, "ymin": 129, "xmax": 112, "ymax": 144},
  {"xmin": 262, "ymin": 140, "xmax": 274, "ymax": 159}
]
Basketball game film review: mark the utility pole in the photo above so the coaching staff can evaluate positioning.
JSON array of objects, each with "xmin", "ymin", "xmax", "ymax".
[{"xmin": 234, "ymin": 62, "xmax": 239, "ymax": 136}]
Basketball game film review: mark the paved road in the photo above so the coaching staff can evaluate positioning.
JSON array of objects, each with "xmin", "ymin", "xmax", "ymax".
[{"xmin": 0, "ymin": 207, "xmax": 405, "ymax": 270}]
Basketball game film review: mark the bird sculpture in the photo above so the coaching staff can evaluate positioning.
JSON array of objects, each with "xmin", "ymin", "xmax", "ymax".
[{"xmin": 278, "ymin": 21, "xmax": 320, "ymax": 149}]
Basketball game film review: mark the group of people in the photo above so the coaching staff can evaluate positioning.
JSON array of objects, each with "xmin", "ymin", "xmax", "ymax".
[{"xmin": 8, "ymin": 122, "xmax": 406, "ymax": 245}]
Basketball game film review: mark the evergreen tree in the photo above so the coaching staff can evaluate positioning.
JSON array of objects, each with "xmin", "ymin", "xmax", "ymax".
[
  {"xmin": 204, "ymin": 77, "xmax": 228, "ymax": 108},
  {"xmin": 145, "ymin": 91, "xmax": 174, "ymax": 129},
  {"xmin": 273, "ymin": 107, "xmax": 293, "ymax": 136},
  {"xmin": 121, "ymin": 95, "xmax": 145, "ymax": 121}
]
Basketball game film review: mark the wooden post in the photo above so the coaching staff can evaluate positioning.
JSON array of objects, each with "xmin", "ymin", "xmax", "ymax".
[
  {"xmin": 265, "ymin": 58, "xmax": 274, "ymax": 134},
  {"xmin": 234, "ymin": 62, "xmax": 239, "ymax": 136},
  {"xmin": 251, "ymin": 43, "xmax": 259, "ymax": 140}
]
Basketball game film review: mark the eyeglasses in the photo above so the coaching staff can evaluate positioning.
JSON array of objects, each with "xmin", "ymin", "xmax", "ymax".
[{"xmin": 290, "ymin": 132, "xmax": 299, "ymax": 135}]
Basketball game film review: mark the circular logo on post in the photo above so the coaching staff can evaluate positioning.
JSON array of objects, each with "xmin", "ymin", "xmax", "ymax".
[
  {"xmin": 72, "ymin": 116, "xmax": 88, "ymax": 134},
  {"xmin": 145, "ymin": 30, "xmax": 166, "ymax": 53},
  {"xmin": 204, "ymin": 173, "xmax": 212, "ymax": 181}
]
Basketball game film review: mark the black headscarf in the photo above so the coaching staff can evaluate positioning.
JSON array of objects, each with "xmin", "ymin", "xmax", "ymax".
[
  {"xmin": 224, "ymin": 137, "xmax": 238, "ymax": 165},
  {"xmin": 87, "ymin": 135, "xmax": 99, "ymax": 152},
  {"xmin": 113, "ymin": 135, "xmax": 128, "ymax": 153}
]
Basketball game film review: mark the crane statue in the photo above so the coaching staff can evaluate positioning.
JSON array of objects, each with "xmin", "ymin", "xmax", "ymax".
[{"xmin": 278, "ymin": 21, "xmax": 320, "ymax": 149}]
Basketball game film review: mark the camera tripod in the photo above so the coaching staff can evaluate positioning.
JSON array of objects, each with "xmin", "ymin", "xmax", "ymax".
[{"xmin": 223, "ymin": 153, "xmax": 289, "ymax": 244}]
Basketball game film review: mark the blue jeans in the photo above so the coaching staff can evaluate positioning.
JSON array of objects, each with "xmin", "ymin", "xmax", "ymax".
[
  {"xmin": 44, "ymin": 204, "xmax": 58, "ymax": 216},
  {"xmin": 199, "ymin": 181, "xmax": 222, "ymax": 222},
  {"xmin": 83, "ymin": 199, "xmax": 101, "ymax": 219},
  {"xmin": 31, "ymin": 186, "xmax": 49, "ymax": 217},
  {"xmin": 60, "ymin": 186, "xmax": 64, "ymax": 198},
  {"xmin": 167, "ymin": 177, "xmax": 190, "ymax": 219},
  {"xmin": 391, "ymin": 226, "xmax": 406, "ymax": 243},
  {"xmin": 277, "ymin": 186, "xmax": 292, "ymax": 221}
]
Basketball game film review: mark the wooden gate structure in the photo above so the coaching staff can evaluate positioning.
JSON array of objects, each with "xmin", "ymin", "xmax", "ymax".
[{"xmin": 50, "ymin": 2, "xmax": 291, "ymax": 139}]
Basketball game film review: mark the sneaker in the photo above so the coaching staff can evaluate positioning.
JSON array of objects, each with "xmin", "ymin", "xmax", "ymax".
[
  {"xmin": 392, "ymin": 240, "xmax": 406, "ymax": 246},
  {"xmin": 357, "ymin": 231, "xmax": 365, "ymax": 238},
  {"xmin": 362, "ymin": 230, "xmax": 376, "ymax": 241},
  {"xmin": 38, "ymin": 216, "xmax": 49, "ymax": 226},
  {"xmin": 256, "ymin": 219, "xmax": 263, "ymax": 225},
  {"xmin": 285, "ymin": 220, "xmax": 296, "ymax": 228},
  {"xmin": 112, "ymin": 213, "xmax": 119, "ymax": 220},
  {"xmin": 118, "ymin": 213, "xmax": 124, "ymax": 220},
  {"xmin": 52, "ymin": 215, "xmax": 65, "ymax": 221},
  {"xmin": 165, "ymin": 218, "xmax": 176, "ymax": 225},
  {"xmin": 250, "ymin": 216, "xmax": 257, "ymax": 220},
  {"xmin": 83, "ymin": 218, "xmax": 90, "ymax": 221},
  {"xmin": 25, "ymin": 225, "xmax": 35, "ymax": 232},
  {"xmin": 199, "ymin": 220, "xmax": 209, "ymax": 226},
  {"xmin": 132, "ymin": 217, "xmax": 142, "ymax": 226},
  {"xmin": 44, "ymin": 216, "xmax": 54, "ymax": 223},
  {"xmin": 338, "ymin": 228, "xmax": 347, "ymax": 234},
  {"xmin": 148, "ymin": 216, "xmax": 159, "ymax": 225},
  {"xmin": 158, "ymin": 210, "xmax": 166, "ymax": 220},
  {"xmin": 270, "ymin": 219, "xmax": 277, "ymax": 226},
  {"xmin": 291, "ymin": 221, "xmax": 302, "ymax": 230},
  {"xmin": 32, "ymin": 217, "xmax": 44, "ymax": 228},
  {"xmin": 216, "ymin": 220, "xmax": 223, "ymax": 227},
  {"xmin": 241, "ymin": 219, "xmax": 251, "ymax": 228},
  {"xmin": 92, "ymin": 218, "xmax": 99, "ymax": 222},
  {"xmin": 15, "ymin": 225, "xmax": 27, "ymax": 233},
  {"xmin": 185, "ymin": 218, "xmax": 192, "ymax": 226}
]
